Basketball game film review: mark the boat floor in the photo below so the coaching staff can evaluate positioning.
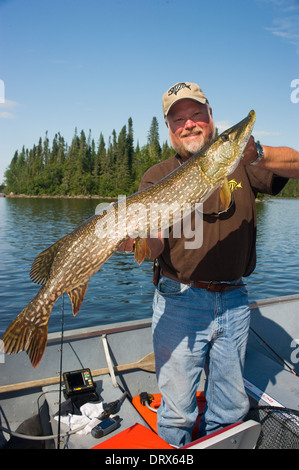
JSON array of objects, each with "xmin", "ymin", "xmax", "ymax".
[
  {"xmin": 1, "ymin": 295, "xmax": 299, "ymax": 449},
  {"xmin": 44, "ymin": 374, "xmax": 154, "ymax": 449},
  {"xmin": 40, "ymin": 347, "xmax": 299, "ymax": 449},
  {"xmin": 2, "ymin": 375, "xmax": 262, "ymax": 450}
]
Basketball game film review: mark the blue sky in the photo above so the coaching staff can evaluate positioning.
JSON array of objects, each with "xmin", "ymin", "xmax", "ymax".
[{"xmin": 0, "ymin": 0, "xmax": 298, "ymax": 184}]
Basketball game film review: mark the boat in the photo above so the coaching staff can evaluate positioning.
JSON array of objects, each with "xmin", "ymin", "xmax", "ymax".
[{"xmin": 0, "ymin": 294, "xmax": 299, "ymax": 450}]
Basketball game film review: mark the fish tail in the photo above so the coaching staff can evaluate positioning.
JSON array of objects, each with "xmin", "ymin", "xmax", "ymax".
[{"xmin": 1, "ymin": 292, "xmax": 54, "ymax": 367}]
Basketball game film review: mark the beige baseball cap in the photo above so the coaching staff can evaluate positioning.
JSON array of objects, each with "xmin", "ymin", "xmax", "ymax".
[{"xmin": 162, "ymin": 82, "xmax": 208, "ymax": 118}]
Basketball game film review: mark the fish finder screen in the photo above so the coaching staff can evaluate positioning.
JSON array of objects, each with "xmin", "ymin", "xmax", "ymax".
[
  {"xmin": 68, "ymin": 372, "xmax": 84, "ymax": 388},
  {"xmin": 63, "ymin": 368, "xmax": 96, "ymax": 397}
]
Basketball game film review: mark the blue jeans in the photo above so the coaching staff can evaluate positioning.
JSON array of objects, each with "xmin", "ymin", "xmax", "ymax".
[{"xmin": 152, "ymin": 276, "xmax": 251, "ymax": 447}]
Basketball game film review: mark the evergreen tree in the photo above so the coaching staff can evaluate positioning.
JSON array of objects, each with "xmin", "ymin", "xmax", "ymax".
[
  {"xmin": 93, "ymin": 133, "xmax": 105, "ymax": 192},
  {"xmin": 115, "ymin": 125, "xmax": 131, "ymax": 194},
  {"xmin": 4, "ymin": 151, "xmax": 19, "ymax": 193},
  {"xmin": 98, "ymin": 134, "xmax": 115, "ymax": 196},
  {"xmin": 147, "ymin": 116, "xmax": 161, "ymax": 162},
  {"xmin": 62, "ymin": 129, "xmax": 80, "ymax": 194},
  {"xmin": 161, "ymin": 140, "xmax": 173, "ymax": 161},
  {"xmin": 43, "ymin": 131, "xmax": 50, "ymax": 166},
  {"xmin": 127, "ymin": 117, "xmax": 134, "ymax": 173}
]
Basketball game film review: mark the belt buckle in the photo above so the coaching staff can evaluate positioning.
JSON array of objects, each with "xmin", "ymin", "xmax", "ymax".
[{"xmin": 207, "ymin": 281, "xmax": 218, "ymax": 291}]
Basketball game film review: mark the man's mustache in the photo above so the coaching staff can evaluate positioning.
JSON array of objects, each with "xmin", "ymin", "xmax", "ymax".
[{"xmin": 181, "ymin": 130, "xmax": 203, "ymax": 138}]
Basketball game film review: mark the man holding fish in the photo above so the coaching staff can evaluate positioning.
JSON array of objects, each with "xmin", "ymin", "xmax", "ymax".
[
  {"xmin": 2, "ymin": 81, "xmax": 299, "ymax": 448},
  {"xmin": 120, "ymin": 82, "xmax": 299, "ymax": 446}
]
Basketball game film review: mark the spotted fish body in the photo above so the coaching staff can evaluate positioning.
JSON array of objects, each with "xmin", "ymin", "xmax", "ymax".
[{"xmin": 1, "ymin": 110, "xmax": 255, "ymax": 367}]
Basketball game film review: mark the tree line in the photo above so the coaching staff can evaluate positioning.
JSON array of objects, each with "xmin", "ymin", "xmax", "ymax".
[
  {"xmin": 4, "ymin": 117, "xmax": 173, "ymax": 196},
  {"xmin": 3, "ymin": 116, "xmax": 299, "ymax": 197},
  {"xmin": 278, "ymin": 178, "xmax": 299, "ymax": 198}
]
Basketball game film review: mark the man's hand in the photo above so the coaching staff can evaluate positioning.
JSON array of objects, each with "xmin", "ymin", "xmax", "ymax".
[
  {"xmin": 117, "ymin": 238, "xmax": 135, "ymax": 253},
  {"xmin": 117, "ymin": 232, "xmax": 165, "ymax": 259},
  {"xmin": 242, "ymin": 136, "xmax": 259, "ymax": 166}
]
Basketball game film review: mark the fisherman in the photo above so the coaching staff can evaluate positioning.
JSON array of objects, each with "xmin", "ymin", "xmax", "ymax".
[{"xmin": 118, "ymin": 82, "xmax": 299, "ymax": 447}]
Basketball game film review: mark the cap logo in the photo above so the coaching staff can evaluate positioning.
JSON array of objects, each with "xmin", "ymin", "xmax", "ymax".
[{"xmin": 168, "ymin": 82, "xmax": 191, "ymax": 96}]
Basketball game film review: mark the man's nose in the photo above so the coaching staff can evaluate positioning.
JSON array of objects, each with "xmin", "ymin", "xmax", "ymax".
[{"xmin": 184, "ymin": 118, "xmax": 196, "ymax": 129}]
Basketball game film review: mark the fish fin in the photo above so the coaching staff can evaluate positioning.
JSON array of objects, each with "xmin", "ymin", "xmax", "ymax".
[
  {"xmin": 30, "ymin": 237, "xmax": 66, "ymax": 285},
  {"xmin": 1, "ymin": 294, "xmax": 52, "ymax": 368},
  {"xmin": 67, "ymin": 282, "xmax": 89, "ymax": 317},
  {"xmin": 134, "ymin": 238, "xmax": 151, "ymax": 265},
  {"xmin": 219, "ymin": 177, "xmax": 232, "ymax": 212}
]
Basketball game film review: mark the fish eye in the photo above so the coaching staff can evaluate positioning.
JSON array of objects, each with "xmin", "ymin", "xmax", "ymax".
[{"xmin": 221, "ymin": 133, "xmax": 230, "ymax": 142}]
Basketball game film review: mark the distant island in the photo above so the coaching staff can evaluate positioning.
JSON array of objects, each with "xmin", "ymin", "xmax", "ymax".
[
  {"xmin": 2, "ymin": 117, "xmax": 173, "ymax": 197},
  {"xmin": 2, "ymin": 116, "xmax": 299, "ymax": 198}
]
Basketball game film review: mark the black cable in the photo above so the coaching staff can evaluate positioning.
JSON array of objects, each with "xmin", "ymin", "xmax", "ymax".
[{"xmin": 57, "ymin": 294, "xmax": 65, "ymax": 449}]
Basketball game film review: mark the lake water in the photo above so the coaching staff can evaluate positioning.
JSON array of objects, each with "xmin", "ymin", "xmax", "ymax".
[{"xmin": 0, "ymin": 197, "xmax": 298, "ymax": 335}]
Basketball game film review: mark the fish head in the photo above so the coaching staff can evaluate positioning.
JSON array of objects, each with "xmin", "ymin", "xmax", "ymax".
[
  {"xmin": 199, "ymin": 110, "xmax": 256, "ymax": 179},
  {"xmin": 220, "ymin": 109, "xmax": 256, "ymax": 157},
  {"xmin": 217, "ymin": 109, "xmax": 256, "ymax": 171}
]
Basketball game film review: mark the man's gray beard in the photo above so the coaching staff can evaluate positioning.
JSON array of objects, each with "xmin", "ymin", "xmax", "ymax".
[
  {"xmin": 181, "ymin": 126, "xmax": 216, "ymax": 157},
  {"xmin": 182, "ymin": 139, "xmax": 205, "ymax": 156}
]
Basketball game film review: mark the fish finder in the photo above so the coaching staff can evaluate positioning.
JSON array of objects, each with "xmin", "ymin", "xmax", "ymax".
[{"xmin": 63, "ymin": 368, "xmax": 98, "ymax": 399}]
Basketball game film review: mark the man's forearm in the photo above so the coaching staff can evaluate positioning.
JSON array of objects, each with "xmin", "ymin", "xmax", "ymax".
[
  {"xmin": 259, "ymin": 146, "xmax": 299, "ymax": 179},
  {"xmin": 243, "ymin": 137, "xmax": 299, "ymax": 178}
]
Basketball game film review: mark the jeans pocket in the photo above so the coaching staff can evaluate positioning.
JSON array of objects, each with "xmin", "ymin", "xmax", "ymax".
[
  {"xmin": 157, "ymin": 277, "xmax": 188, "ymax": 296},
  {"xmin": 238, "ymin": 285, "xmax": 249, "ymax": 296}
]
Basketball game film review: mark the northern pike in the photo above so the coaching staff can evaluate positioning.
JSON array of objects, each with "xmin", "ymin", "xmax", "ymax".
[{"xmin": 1, "ymin": 110, "xmax": 256, "ymax": 367}]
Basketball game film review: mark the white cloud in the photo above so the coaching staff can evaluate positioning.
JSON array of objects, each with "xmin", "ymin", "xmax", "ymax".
[
  {"xmin": 0, "ymin": 100, "xmax": 19, "ymax": 119},
  {"xmin": 256, "ymin": 0, "xmax": 299, "ymax": 54},
  {"xmin": 266, "ymin": 15, "xmax": 299, "ymax": 53},
  {"xmin": 256, "ymin": 0, "xmax": 299, "ymax": 12}
]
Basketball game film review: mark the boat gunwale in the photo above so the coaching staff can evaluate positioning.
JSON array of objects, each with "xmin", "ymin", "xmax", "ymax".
[
  {"xmin": 248, "ymin": 293, "xmax": 299, "ymax": 309},
  {"xmin": 46, "ymin": 293, "xmax": 299, "ymax": 344},
  {"xmin": 47, "ymin": 317, "xmax": 152, "ymax": 344}
]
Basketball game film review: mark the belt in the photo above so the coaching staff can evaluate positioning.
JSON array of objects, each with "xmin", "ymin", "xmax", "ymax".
[{"xmin": 161, "ymin": 270, "xmax": 243, "ymax": 293}]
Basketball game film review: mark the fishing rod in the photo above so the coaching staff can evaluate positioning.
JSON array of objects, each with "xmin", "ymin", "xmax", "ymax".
[{"xmin": 249, "ymin": 327, "xmax": 298, "ymax": 377}]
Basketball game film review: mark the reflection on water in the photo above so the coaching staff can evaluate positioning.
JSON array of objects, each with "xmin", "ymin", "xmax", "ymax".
[{"xmin": 0, "ymin": 197, "xmax": 298, "ymax": 334}]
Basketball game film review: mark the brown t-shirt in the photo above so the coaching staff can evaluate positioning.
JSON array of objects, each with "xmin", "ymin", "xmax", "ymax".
[{"xmin": 139, "ymin": 155, "xmax": 288, "ymax": 281}]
